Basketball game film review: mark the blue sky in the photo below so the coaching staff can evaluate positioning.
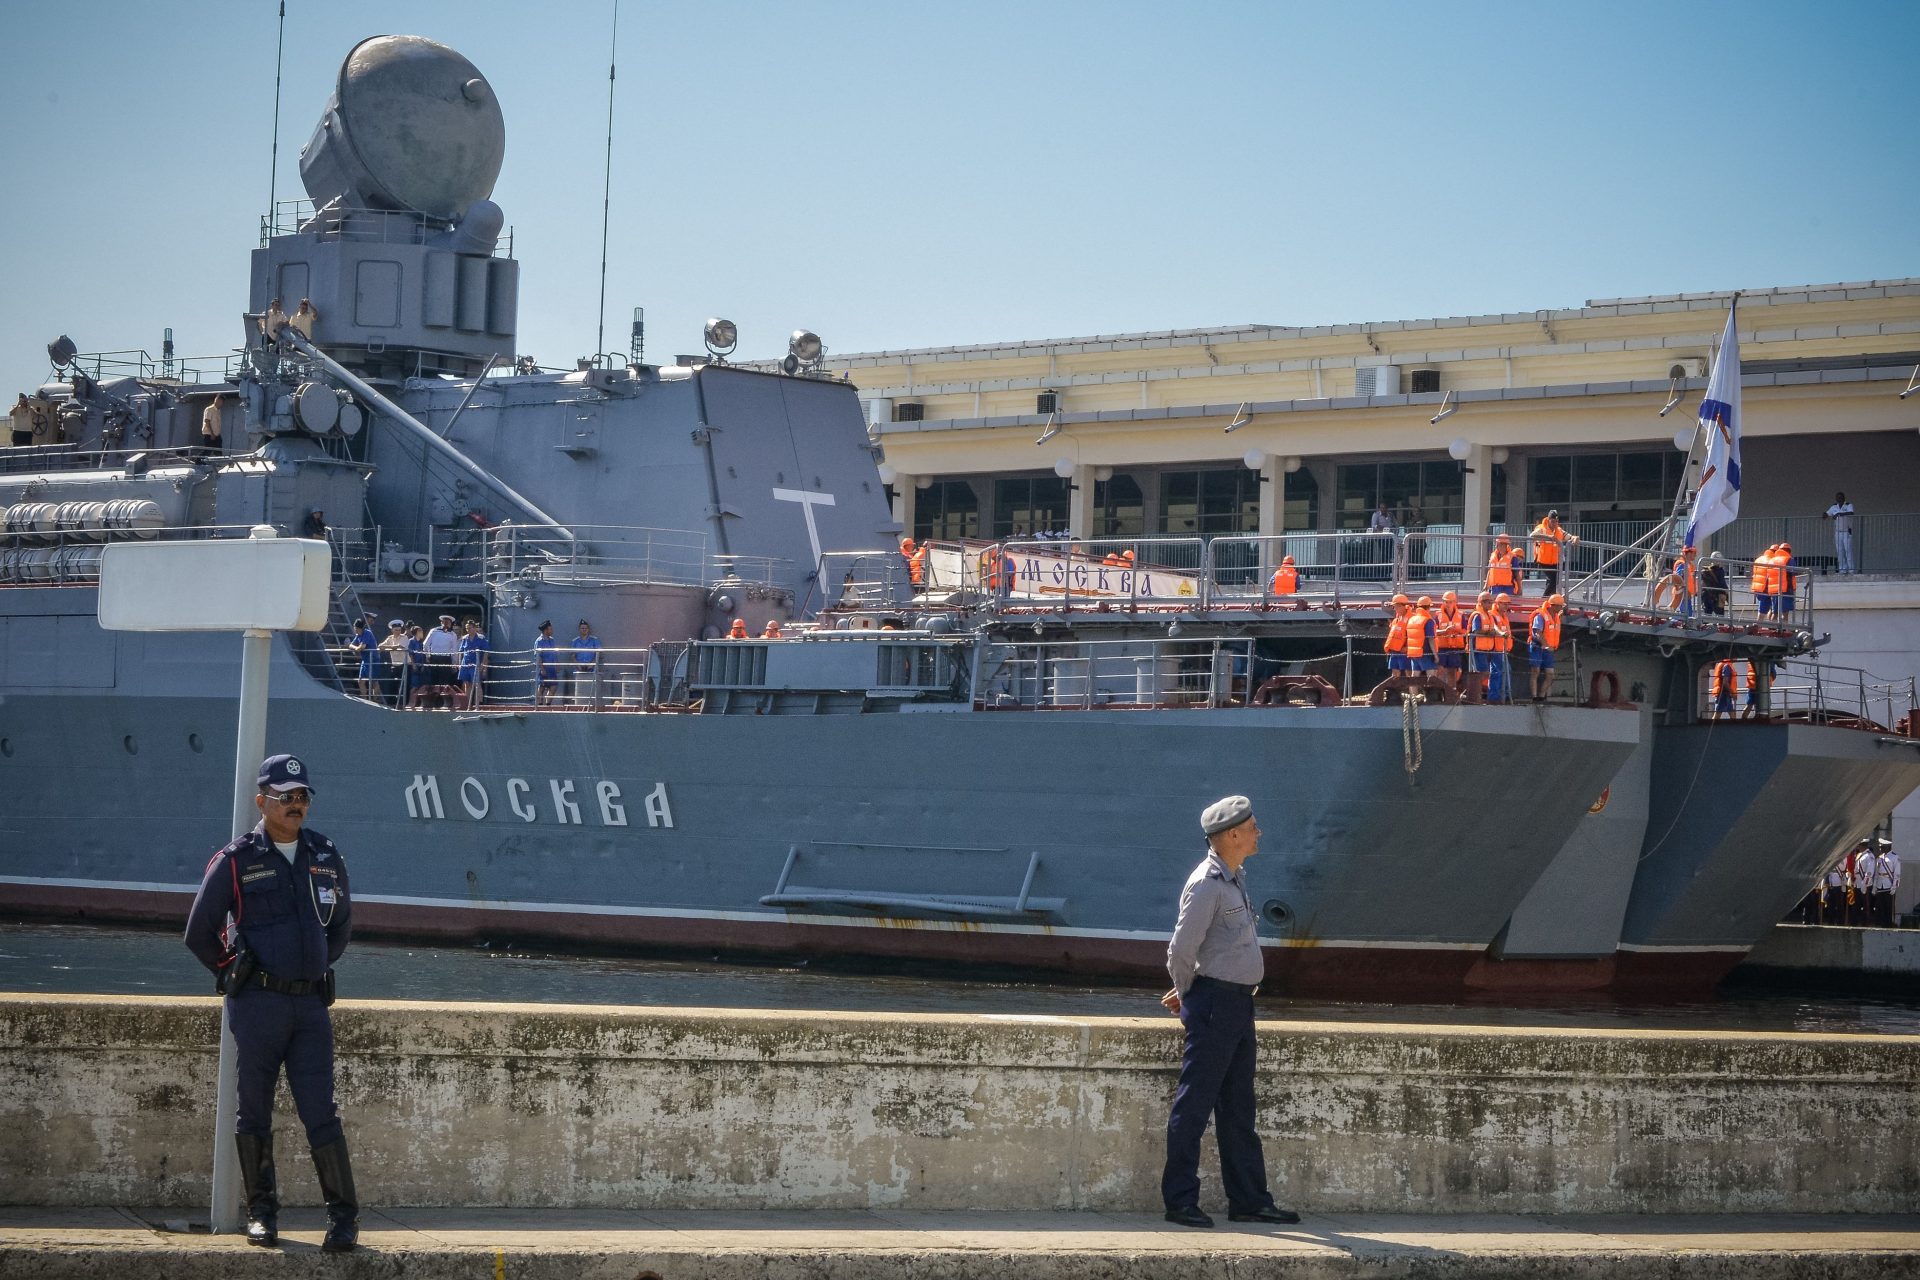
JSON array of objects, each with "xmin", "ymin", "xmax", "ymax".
[{"xmin": 3, "ymin": 0, "xmax": 1915, "ymax": 396}]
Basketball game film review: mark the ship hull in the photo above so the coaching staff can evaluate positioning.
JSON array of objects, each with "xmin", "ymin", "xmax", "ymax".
[{"xmin": 0, "ymin": 668, "xmax": 1644, "ymax": 1000}]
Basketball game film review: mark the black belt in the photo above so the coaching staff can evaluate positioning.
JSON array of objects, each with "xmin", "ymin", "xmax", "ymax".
[
  {"xmin": 253, "ymin": 971, "xmax": 325, "ymax": 996},
  {"xmin": 1191, "ymin": 974, "xmax": 1260, "ymax": 996}
]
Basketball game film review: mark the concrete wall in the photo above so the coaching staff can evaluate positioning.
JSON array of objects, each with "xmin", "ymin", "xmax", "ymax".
[{"xmin": 4, "ymin": 995, "xmax": 1917, "ymax": 1215}]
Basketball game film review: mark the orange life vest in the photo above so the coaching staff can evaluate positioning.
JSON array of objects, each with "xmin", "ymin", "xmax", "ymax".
[
  {"xmin": 1672, "ymin": 560, "xmax": 1696, "ymax": 596},
  {"xmin": 1271, "ymin": 564, "xmax": 1298, "ymax": 594},
  {"xmin": 1711, "ymin": 660, "xmax": 1736, "ymax": 698},
  {"xmin": 1486, "ymin": 546, "xmax": 1520, "ymax": 590},
  {"xmin": 1743, "ymin": 660, "xmax": 1758, "ymax": 691},
  {"xmin": 1491, "ymin": 610, "xmax": 1513, "ymax": 651},
  {"xmin": 1104, "ymin": 552, "xmax": 1127, "ymax": 566},
  {"xmin": 1404, "ymin": 608, "xmax": 1431, "ymax": 659},
  {"xmin": 1385, "ymin": 611, "xmax": 1409, "ymax": 654},
  {"xmin": 1531, "ymin": 521, "xmax": 1565, "ymax": 566},
  {"xmin": 1750, "ymin": 556, "xmax": 1770, "ymax": 594},
  {"xmin": 1434, "ymin": 604, "xmax": 1466, "ymax": 650},
  {"xmin": 1531, "ymin": 611, "xmax": 1561, "ymax": 649},
  {"xmin": 1470, "ymin": 607, "xmax": 1500, "ymax": 651},
  {"xmin": 908, "ymin": 547, "xmax": 926, "ymax": 585}
]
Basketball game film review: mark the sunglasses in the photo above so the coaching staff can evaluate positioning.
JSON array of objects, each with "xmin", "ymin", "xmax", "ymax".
[{"xmin": 263, "ymin": 790, "xmax": 312, "ymax": 806}]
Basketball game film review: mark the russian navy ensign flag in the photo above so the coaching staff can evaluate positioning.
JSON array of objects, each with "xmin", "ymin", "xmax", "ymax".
[{"xmin": 1686, "ymin": 303, "xmax": 1743, "ymax": 548}]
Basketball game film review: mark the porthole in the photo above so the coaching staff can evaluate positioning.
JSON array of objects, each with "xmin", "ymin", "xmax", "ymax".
[
  {"xmin": 1262, "ymin": 899, "xmax": 1293, "ymax": 928},
  {"xmin": 188, "ymin": 733, "xmax": 205, "ymax": 753},
  {"xmin": 0, "ymin": 738, "xmax": 12, "ymax": 757},
  {"xmin": 123, "ymin": 735, "xmax": 138, "ymax": 755}
]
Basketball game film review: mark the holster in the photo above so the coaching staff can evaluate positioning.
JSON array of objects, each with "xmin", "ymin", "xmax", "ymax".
[
  {"xmin": 218, "ymin": 941, "xmax": 260, "ymax": 996},
  {"xmin": 323, "ymin": 968, "xmax": 337, "ymax": 1007}
]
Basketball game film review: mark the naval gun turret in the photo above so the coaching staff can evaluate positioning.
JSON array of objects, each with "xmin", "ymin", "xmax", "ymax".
[{"xmin": 251, "ymin": 35, "xmax": 517, "ymax": 380}]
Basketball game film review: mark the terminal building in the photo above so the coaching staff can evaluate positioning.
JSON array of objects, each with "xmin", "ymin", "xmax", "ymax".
[{"xmin": 782, "ymin": 278, "xmax": 1920, "ymax": 917}]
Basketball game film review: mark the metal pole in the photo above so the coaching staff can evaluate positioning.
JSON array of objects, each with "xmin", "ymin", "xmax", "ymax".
[{"xmin": 211, "ymin": 626, "xmax": 273, "ymax": 1234}]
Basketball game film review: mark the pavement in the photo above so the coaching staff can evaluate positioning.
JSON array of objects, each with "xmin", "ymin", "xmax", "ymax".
[{"xmin": 4, "ymin": 1206, "xmax": 1919, "ymax": 1278}]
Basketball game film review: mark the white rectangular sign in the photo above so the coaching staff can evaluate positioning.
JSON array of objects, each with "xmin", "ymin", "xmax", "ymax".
[{"xmin": 98, "ymin": 536, "xmax": 332, "ymax": 632}]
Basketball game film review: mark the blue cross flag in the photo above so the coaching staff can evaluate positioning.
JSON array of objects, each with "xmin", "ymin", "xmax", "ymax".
[{"xmin": 1686, "ymin": 303, "xmax": 1743, "ymax": 548}]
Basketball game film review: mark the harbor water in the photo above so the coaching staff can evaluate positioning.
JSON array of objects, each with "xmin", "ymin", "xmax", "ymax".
[{"xmin": 3, "ymin": 921, "xmax": 1916, "ymax": 1035}]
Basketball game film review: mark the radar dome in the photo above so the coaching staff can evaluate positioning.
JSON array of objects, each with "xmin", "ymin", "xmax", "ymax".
[{"xmin": 298, "ymin": 35, "xmax": 505, "ymax": 220}]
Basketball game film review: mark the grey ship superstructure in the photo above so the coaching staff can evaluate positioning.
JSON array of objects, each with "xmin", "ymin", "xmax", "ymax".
[{"xmin": 2, "ymin": 36, "xmax": 1916, "ymax": 999}]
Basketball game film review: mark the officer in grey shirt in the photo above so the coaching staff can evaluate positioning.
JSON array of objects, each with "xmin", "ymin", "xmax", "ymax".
[{"xmin": 1158, "ymin": 795, "xmax": 1299, "ymax": 1228}]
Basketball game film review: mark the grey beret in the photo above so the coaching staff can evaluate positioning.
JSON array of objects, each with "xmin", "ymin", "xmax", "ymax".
[{"xmin": 1201, "ymin": 794, "xmax": 1253, "ymax": 836}]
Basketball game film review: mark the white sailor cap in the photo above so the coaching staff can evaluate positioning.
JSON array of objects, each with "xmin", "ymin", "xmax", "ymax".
[{"xmin": 1201, "ymin": 794, "xmax": 1254, "ymax": 836}]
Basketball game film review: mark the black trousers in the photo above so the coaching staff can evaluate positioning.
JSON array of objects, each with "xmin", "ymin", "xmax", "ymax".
[
  {"xmin": 228, "ymin": 986, "xmax": 342, "ymax": 1148},
  {"xmin": 1162, "ymin": 977, "xmax": 1271, "ymax": 1212}
]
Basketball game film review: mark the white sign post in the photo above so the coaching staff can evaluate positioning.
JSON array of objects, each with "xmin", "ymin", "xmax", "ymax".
[{"xmin": 98, "ymin": 524, "xmax": 331, "ymax": 1233}]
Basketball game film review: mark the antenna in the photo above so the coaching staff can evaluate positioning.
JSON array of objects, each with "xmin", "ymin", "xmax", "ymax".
[
  {"xmin": 596, "ymin": 0, "xmax": 620, "ymax": 362},
  {"xmin": 268, "ymin": 0, "xmax": 286, "ymax": 227}
]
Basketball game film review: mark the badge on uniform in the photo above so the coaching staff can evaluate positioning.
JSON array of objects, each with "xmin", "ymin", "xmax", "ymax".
[{"xmin": 317, "ymin": 886, "xmax": 337, "ymax": 906}]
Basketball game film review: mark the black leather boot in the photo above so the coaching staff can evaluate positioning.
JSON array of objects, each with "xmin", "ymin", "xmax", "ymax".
[
  {"xmin": 310, "ymin": 1138, "xmax": 360, "ymax": 1253},
  {"xmin": 233, "ymin": 1132, "xmax": 279, "ymax": 1247}
]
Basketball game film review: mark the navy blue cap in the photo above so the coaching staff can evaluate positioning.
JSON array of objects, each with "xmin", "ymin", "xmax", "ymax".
[{"xmin": 258, "ymin": 753, "xmax": 315, "ymax": 794}]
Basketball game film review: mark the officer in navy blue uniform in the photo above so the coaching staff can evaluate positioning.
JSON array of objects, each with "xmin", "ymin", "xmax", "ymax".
[
  {"xmin": 184, "ymin": 754, "xmax": 359, "ymax": 1252},
  {"xmin": 1158, "ymin": 794, "xmax": 1299, "ymax": 1229}
]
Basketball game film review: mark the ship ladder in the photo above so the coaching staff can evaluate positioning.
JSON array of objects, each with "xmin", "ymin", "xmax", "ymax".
[{"xmin": 1400, "ymin": 689, "xmax": 1424, "ymax": 782}]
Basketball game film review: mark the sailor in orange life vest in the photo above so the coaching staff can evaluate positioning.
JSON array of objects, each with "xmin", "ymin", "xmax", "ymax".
[
  {"xmin": 1485, "ymin": 533, "xmax": 1523, "ymax": 598},
  {"xmin": 1159, "ymin": 796, "xmax": 1300, "ymax": 1229},
  {"xmin": 1653, "ymin": 546, "xmax": 1698, "ymax": 619},
  {"xmin": 1741, "ymin": 658, "xmax": 1764, "ymax": 720},
  {"xmin": 1709, "ymin": 657, "xmax": 1738, "ymax": 720},
  {"xmin": 1529, "ymin": 510, "xmax": 1579, "ymax": 598},
  {"xmin": 1527, "ymin": 593, "xmax": 1565, "ymax": 702},
  {"xmin": 1463, "ymin": 590, "xmax": 1499, "ymax": 703},
  {"xmin": 1269, "ymin": 554, "xmax": 1297, "ymax": 597},
  {"xmin": 1752, "ymin": 545, "xmax": 1778, "ymax": 619},
  {"xmin": 899, "ymin": 537, "xmax": 923, "ymax": 590},
  {"xmin": 1381, "ymin": 593, "xmax": 1412, "ymax": 682},
  {"xmin": 727, "ymin": 617, "xmax": 749, "ymax": 639},
  {"xmin": 1758, "ymin": 541, "xmax": 1789, "ymax": 621},
  {"xmin": 1431, "ymin": 590, "xmax": 1467, "ymax": 691},
  {"xmin": 1489, "ymin": 594, "xmax": 1516, "ymax": 702}
]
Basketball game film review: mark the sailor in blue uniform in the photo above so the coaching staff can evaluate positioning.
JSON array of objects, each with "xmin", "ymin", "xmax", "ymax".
[
  {"xmin": 184, "ymin": 754, "xmax": 359, "ymax": 1252},
  {"xmin": 1159, "ymin": 795, "xmax": 1300, "ymax": 1228}
]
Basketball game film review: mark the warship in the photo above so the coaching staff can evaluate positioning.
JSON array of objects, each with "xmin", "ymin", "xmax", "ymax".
[{"xmin": 2, "ymin": 36, "xmax": 1916, "ymax": 1000}]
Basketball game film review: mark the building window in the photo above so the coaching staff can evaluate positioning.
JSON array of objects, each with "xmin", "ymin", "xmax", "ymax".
[
  {"xmin": 912, "ymin": 479, "xmax": 980, "ymax": 542},
  {"xmin": 1335, "ymin": 458, "xmax": 1464, "ymax": 530},
  {"xmin": 1092, "ymin": 473, "xmax": 1145, "ymax": 537},
  {"xmin": 1526, "ymin": 450, "xmax": 1678, "ymax": 527},
  {"xmin": 992, "ymin": 475, "xmax": 1070, "ymax": 538},
  {"xmin": 1160, "ymin": 467, "xmax": 1259, "ymax": 536},
  {"xmin": 1282, "ymin": 467, "xmax": 1317, "ymax": 531}
]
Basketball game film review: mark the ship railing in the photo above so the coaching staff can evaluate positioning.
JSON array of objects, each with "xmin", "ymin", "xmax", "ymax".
[
  {"xmin": 815, "ymin": 548, "xmax": 913, "ymax": 613},
  {"xmin": 481, "ymin": 523, "xmax": 713, "ymax": 590},
  {"xmin": 0, "ymin": 442, "xmax": 227, "ymax": 478},
  {"xmin": 329, "ymin": 642, "xmax": 654, "ymax": 712},
  {"xmin": 1763, "ymin": 660, "xmax": 1917, "ymax": 733},
  {"xmin": 979, "ymin": 635, "xmax": 1255, "ymax": 710},
  {"xmin": 1206, "ymin": 532, "xmax": 1408, "ymax": 606},
  {"xmin": 54, "ymin": 349, "xmax": 241, "ymax": 385},
  {"xmin": 260, "ymin": 199, "xmax": 514, "ymax": 257}
]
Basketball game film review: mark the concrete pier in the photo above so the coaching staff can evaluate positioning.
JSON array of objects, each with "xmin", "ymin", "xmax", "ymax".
[
  {"xmin": 5, "ymin": 1206, "xmax": 1920, "ymax": 1278},
  {"xmin": 1742, "ymin": 924, "xmax": 1920, "ymax": 979},
  {"xmin": 5, "ymin": 994, "xmax": 1917, "ymax": 1216}
]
